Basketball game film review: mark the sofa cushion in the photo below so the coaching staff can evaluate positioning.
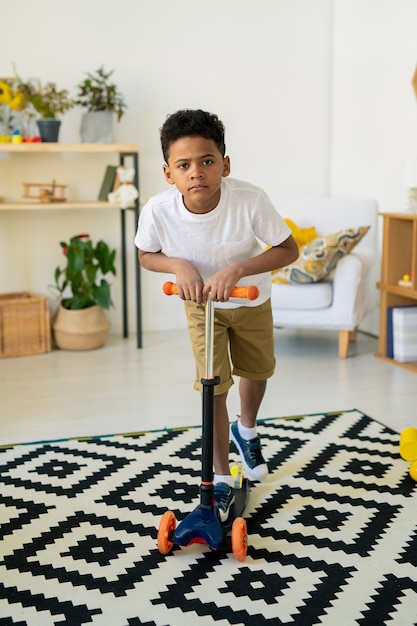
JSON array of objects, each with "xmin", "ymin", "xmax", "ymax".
[
  {"xmin": 272, "ymin": 226, "xmax": 370, "ymax": 284},
  {"xmin": 271, "ymin": 280, "xmax": 333, "ymax": 310}
]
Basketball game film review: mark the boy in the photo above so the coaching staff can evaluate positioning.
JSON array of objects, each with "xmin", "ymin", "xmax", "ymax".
[{"xmin": 135, "ymin": 109, "xmax": 298, "ymax": 523}]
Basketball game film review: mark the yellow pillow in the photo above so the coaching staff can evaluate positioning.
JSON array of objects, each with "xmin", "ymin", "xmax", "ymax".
[
  {"xmin": 284, "ymin": 218, "xmax": 319, "ymax": 248},
  {"xmin": 270, "ymin": 218, "xmax": 320, "ymax": 275},
  {"xmin": 272, "ymin": 226, "xmax": 370, "ymax": 284}
]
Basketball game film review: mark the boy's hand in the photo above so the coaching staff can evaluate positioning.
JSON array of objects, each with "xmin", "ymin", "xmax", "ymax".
[
  {"xmin": 139, "ymin": 251, "xmax": 205, "ymax": 303},
  {"xmin": 175, "ymin": 261, "xmax": 205, "ymax": 304},
  {"xmin": 203, "ymin": 265, "xmax": 242, "ymax": 302}
]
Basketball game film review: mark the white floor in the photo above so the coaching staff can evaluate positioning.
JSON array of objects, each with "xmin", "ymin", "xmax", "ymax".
[{"xmin": 1, "ymin": 328, "xmax": 416, "ymax": 446}]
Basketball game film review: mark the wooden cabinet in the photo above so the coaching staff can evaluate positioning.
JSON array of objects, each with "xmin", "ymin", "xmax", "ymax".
[
  {"xmin": 0, "ymin": 143, "xmax": 142, "ymax": 347},
  {"xmin": 376, "ymin": 212, "xmax": 417, "ymax": 372}
]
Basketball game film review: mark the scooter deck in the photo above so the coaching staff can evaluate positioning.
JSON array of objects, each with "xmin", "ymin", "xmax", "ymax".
[
  {"xmin": 173, "ymin": 478, "xmax": 250, "ymax": 551},
  {"xmin": 222, "ymin": 477, "xmax": 250, "ymax": 532}
]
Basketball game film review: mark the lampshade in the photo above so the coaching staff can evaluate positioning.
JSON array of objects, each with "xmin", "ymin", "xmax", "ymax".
[{"xmin": 401, "ymin": 159, "xmax": 417, "ymax": 188}]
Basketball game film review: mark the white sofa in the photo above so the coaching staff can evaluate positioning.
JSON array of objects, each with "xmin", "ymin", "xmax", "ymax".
[{"xmin": 271, "ymin": 197, "xmax": 379, "ymax": 358}]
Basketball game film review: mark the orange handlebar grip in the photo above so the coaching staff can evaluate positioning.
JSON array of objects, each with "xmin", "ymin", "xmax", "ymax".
[
  {"xmin": 162, "ymin": 281, "xmax": 178, "ymax": 296},
  {"xmin": 162, "ymin": 282, "xmax": 259, "ymax": 300},
  {"xmin": 229, "ymin": 285, "xmax": 259, "ymax": 300}
]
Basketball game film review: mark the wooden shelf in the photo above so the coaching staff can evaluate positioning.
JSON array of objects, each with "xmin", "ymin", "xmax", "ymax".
[
  {"xmin": 0, "ymin": 142, "xmax": 142, "ymax": 347},
  {"xmin": 0, "ymin": 201, "xmax": 129, "ymax": 211},
  {"xmin": 377, "ymin": 212, "xmax": 417, "ymax": 372},
  {"xmin": 375, "ymin": 352, "xmax": 417, "ymax": 374},
  {"xmin": 377, "ymin": 281, "xmax": 417, "ymax": 299},
  {"xmin": 0, "ymin": 143, "xmax": 139, "ymax": 154},
  {"xmin": 0, "ymin": 143, "xmax": 139, "ymax": 208}
]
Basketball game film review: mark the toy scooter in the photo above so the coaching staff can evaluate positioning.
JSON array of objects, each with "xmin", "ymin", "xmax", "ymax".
[{"xmin": 157, "ymin": 282, "xmax": 259, "ymax": 561}]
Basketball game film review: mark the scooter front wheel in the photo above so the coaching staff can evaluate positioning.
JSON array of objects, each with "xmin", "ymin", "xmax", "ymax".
[
  {"xmin": 232, "ymin": 516, "xmax": 248, "ymax": 561},
  {"xmin": 158, "ymin": 510, "xmax": 176, "ymax": 554}
]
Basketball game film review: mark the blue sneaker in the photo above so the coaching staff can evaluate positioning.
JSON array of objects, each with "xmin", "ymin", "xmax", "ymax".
[
  {"xmin": 213, "ymin": 483, "xmax": 235, "ymax": 523},
  {"xmin": 230, "ymin": 420, "xmax": 268, "ymax": 481}
]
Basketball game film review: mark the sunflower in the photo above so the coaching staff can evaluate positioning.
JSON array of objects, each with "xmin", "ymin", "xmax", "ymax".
[
  {"xmin": 0, "ymin": 80, "xmax": 12, "ymax": 105},
  {"xmin": 0, "ymin": 79, "xmax": 25, "ymax": 110}
]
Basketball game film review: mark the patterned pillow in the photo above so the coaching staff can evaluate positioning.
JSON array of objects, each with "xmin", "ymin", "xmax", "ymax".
[{"xmin": 272, "ymin": 226, "xmax": 370, "ymax": 284}]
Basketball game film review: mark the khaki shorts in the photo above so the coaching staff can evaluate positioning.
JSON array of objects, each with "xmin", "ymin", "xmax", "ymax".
[{"xmin": 184, "ymin": 299, "xmax": 276, "ymax": 395}]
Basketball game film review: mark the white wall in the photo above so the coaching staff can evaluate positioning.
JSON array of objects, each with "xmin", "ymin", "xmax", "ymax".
[
  {"xmin": 330, "ymin": 0, "xmax": 417, "ymax": 333},
  {"xmin": 331, "ymin": 0, "xmax": 417, "ymax": 211},
  {"xmin": 1, "ymin": 0, "xmax": 416, "ymax": 335}
]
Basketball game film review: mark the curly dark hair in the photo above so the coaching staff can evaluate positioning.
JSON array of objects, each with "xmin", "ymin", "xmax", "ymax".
[{"xmin": 160, "ymin": 109, "xmax": 226, "ymax": 162}]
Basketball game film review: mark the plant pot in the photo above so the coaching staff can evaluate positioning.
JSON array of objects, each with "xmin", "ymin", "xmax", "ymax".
[
  {"xmin": 80, "ymin": 111, "xmax": 114, "ymax": 143},
  {"xmin": 37, "ymin": 119, "xmax": 61, "ymax": 142},
  {"xmin": 53, "ymin": 304, "xmax": 111, "ymax": 351}
]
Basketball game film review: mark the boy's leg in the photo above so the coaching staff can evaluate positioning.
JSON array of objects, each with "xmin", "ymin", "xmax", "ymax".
[
  {"xmin": 230, "ymin": 378, "xmax": 269, "ymax": 481},
  {"xmin": 213, "ymin": 391, "xmax": 231, "ymax": 475},
  {"xmin": 213, "ymin": 391, "xmax": 236, "ymax": 523},
  {"xmin": 229, "ymin": 301, "xmax": 275, "ymax": 481},
  {"xmin": 239, "ymin": 378, "xmax": 267, "ymax": 428}
]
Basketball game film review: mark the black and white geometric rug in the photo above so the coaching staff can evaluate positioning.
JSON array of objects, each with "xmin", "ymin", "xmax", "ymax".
[{"xmin": 1, "ymin": 409, "xmax": 416, "ymax": 626}]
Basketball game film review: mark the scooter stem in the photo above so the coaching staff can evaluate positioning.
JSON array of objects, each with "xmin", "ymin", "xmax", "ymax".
[{"xmin": 200, "ymin": 295, "xmax": 220, "ymax": 508}]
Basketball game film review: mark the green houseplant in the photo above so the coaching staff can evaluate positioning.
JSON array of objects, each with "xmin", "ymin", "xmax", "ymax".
[
  {"xmin": 18, "ymin": 78, "xmax": 74, "ymax": 141},
  {"xmin": 75, "ymin": 66, "xmax": 127, "ymax": 120},
  {"xmin": 20, "ymin": 81, "xmax": 74, "ymax": 119},
  {"xmin": 54, "ymin": 234, "xmax": 116, "ymax": 310},
  {"xmin": 52, "ymin": 234, "xmax": 117, "ymax": 350},
  {"xmin": 75, "ymin": 66, "xmax": 127, "ymax": 142}
]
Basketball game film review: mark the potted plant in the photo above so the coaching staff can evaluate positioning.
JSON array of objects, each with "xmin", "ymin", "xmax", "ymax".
[
  {"xmin": 75, "ymin": 66, "xmax": 127, "ymax": 143},
  {"xmin": 18, "ymin": 78, "xmax": 74, "ymax": 142},
  {"xmin": 52, "ymin": 234, "xmax": 117, "ymax": 350}
]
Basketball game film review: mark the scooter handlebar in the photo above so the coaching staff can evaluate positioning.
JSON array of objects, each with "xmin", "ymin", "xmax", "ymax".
[{"xmin": 162, "ymin": 281, "xmax": 259, "ymax": 301}]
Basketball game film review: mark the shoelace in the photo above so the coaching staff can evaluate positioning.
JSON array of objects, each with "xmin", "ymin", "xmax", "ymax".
[
  {"xmin": 214, "ymin": 486, "xmax": 232, "ymax": 511},
  {"xmin": 245, "ymin": 438, "xmax": 264, "ymax": 465}
]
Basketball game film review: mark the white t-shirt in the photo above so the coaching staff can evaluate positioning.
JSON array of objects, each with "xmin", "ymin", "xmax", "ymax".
[{"xmin": 135, "ymin": 177, "xmax": 291, "ymax": 308}]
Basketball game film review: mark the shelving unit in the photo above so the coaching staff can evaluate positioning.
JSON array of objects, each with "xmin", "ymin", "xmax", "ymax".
[
  {"xmin": 0, "ymin": 143, "xmax": 142, "ymax": 348},
  {"xmin": 376, "ymin": 212, "xmax": 417, "ymax": 372}
]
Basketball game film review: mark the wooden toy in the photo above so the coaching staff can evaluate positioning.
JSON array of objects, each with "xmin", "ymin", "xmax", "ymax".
[{"xmin": 22, "ymin": 180, "xmax": 67, "ymax": 203}]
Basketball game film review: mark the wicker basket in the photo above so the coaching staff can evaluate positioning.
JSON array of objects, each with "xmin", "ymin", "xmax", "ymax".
[{"xmin": 0, "ymin": 292, "xmax": 51, "ymax": 358}]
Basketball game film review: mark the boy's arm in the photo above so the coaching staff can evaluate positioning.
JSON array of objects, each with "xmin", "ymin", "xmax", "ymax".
[
  {"xmin": 138, "ymin": 249, "xmax": 205, "ymax": 303},
  {"xmin": 203, "ymin": 234, "xmax": 299, "ymax": 302}
]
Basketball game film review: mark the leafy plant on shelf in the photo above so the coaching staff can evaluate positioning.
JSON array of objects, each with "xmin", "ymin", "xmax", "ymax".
[
  {"xmin": 75, "ymin": 66, "xmax": 127, "ymax": 121},
  {"xmin": 54, "ymin": 234, "xmax": 117, "ymax": 310},
  {"xmin": 18, "ymin": 79, "xmax": 74, "ymax": 119}
]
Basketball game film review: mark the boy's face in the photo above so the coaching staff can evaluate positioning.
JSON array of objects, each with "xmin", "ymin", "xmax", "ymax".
[{"xmin": 163, "ymin": 136, "xmax": 230, "ymax": 214}]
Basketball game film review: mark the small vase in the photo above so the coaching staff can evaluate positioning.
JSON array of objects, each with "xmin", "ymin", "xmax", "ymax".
[
  {"xmin": 37, "ymin": 119, "xmax": 61, "ymax": 142},
  {"xmin": 80, "ymin": 111, "xmax": 114, "ymax": 143},
  {"xmin": 53, "ymin": 304, "xmax": 111, "ymax": 351}
]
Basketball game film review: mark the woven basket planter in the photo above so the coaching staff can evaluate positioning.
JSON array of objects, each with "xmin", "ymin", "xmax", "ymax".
[{"xmin": 53, "ymin": 304, "xmax": 111, "ymax": 351}]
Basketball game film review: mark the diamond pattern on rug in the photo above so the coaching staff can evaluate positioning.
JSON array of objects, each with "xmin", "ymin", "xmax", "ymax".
[{"xmin": 0, "ymin": 410, "xmax": 416, "ymax": 626}]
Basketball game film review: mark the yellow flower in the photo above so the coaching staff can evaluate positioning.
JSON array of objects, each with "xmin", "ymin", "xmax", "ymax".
[
  {"xmin": 9, "ymin": 90, "xmax": 24, "ymax": 111},
  {"xmin": 0, "ymin": 79, "xmax": 25, "ymax": 112},
  {"xmin": 0, "ymin": 80, "xmax": 12, "ymax": 105}
]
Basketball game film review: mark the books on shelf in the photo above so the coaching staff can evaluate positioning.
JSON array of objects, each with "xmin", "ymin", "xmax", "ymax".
[
  {"xmin": 387, "ymin": 305, "xmax": 417, "ymax": 362},
  {"xmin": 98, "ymin": 165, "xmax": 120, "ymax": 201}
]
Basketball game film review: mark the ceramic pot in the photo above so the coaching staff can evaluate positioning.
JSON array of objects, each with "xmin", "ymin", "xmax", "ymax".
[
  {"xmin": 80, "ymin": 111, "xmax": 114, "ymax": 143},
  {"xmin": 53, "ymin": 304, "xmax": 111, "ymax": 350},
  {"xmin": 37, "ymin": 119, "xmax": 61, "ymax": 142}
]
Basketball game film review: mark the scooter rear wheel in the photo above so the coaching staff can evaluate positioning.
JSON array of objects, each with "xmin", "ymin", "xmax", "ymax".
[
  {"xmin": 158, "ymin": 510, "xmax": 176, "ymax": 554},
  {"xmin": 231, "ymin": 516, "xmax": 248, "ymax": 561}
]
